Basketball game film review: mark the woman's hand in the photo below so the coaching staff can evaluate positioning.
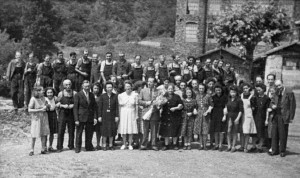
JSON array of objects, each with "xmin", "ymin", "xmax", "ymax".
[
  {"xmin": 222, "ymin": 116, "xmax": 226, "ymax": 122},
  {"xmin": 193, "ymin": 109, "xmax": 197, "ymax": 115},
  {"xmin": 40, "ymin": 106, "xmax": 47, "ymax": 111},
  {"xmin": 170, "ymin": 107, "xmax": 176, "ymax": 112},
  {"xmin": 187, "ymin": 112, "xmax": 192, "ymax": 116},
  {"xmin": 223, "ymin": 108, "xmax": 228, "ymax": 115},
  {"xmin": 203, "ymin": 112, "xmax": 208, "ymax": 116},
  {"xmin": 115, "ymin": 117, "xmax": 119, "ymax": 122},
  {"xmin": 234, "ymin": 118, "xmax": 239, "ymax": 125},
  {"xmin": 265, "ymin": 120, "xmax": 268, "ymax": 126}
]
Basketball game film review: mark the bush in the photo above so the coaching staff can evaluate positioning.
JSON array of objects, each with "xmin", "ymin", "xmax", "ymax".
[
  {"xmin": 0, "ymin": 80, "xmax": 10, "ymax": 97},
  {"xmin": 0, "ymin": 30, "xmax": 20, "ymax": 71}
]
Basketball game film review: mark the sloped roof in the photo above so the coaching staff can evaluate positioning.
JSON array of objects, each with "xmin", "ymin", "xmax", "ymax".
[{"xmin": 198, "ymin": 48, "xmax": 245, "ymax": 61}]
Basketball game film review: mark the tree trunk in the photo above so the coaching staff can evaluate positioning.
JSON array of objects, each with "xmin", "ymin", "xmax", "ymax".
[{"xmin": 245, "ymin": 46, "xmax": 255, "ymax": 82}]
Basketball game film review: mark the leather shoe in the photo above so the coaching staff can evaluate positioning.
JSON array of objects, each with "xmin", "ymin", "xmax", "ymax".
[
  {"xmin": 75, "ymin": 149, "xmax": 80, "ymax": 153},
  {"xmin": 161, "ymin": 146, "xmax": 167, "ymax": 151},
  {"xmin": 140, "ymin": 146, "xmax": 147, "ymax": 150},
  {"xmin": 152, "ymin": 146, "xmax": 159, "ymax": 151},
  {"xmin": 109, "ymin": 147, "xmax": 114, "ymax": 151},
  {"xmin": 95, "ymin": 145, "xmax": 101, "ymax": 151},
  {"xmin": 280, "ymin": 152, "xmax": 286, "ymax": 157},
  {"xmin": 57, "ymin": 149, "xmax": 63, "ymax": 153},
  {"xmin": 268, "ymin": 152, "xmax": 279, "ymax": 156}
]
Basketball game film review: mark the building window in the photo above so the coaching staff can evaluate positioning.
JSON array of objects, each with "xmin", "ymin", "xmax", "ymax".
[
  {"xmin": 187, "ymin": 0, "xmax": 199, "ymax": 15},
  {"xmin": 185, "ymin": 22, "xmax": 198, "ymax": 42},
  {"xmin": 284, "ymin": 59, "xmax": 299, "ymax": 70}
]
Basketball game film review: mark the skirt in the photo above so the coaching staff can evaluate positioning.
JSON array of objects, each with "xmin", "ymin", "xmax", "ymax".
[
  {"xmin": 47, "ymin": 111, "xmax": 58, "ymax": 134},
  {"xmin": 118, "ymin": 107, "xmax": 138, "ymax": 134},
  {"xmin": 31, "ymin": 112, "xmax": 50, "ymax": 138},
  {"xmin": 194, "ymin": 110, "xmax": 210, "ymax": 135},
  {"xmin": 181, "ymin": 115, "xmax": 195, "ymax": 137}
]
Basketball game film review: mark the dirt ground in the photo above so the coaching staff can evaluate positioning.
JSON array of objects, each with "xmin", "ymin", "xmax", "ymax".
[{"xmin": 0, "ymin": 93, "xmax": 300, "ymax": 178}]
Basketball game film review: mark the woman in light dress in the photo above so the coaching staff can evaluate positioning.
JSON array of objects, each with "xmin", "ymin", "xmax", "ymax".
[
  {"xmin": 118, "ymin": 81, "xmax": 139, "ymax": 150},
  {"xmin": 28, "ymin": 86, "xmax": 50, "ymax": 156}
]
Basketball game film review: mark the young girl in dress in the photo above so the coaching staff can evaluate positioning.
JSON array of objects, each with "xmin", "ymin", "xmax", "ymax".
[
  {"xmin": 45, "ymin": 87, "xmax": 58, "ymax": 152},
  {"xmin": 28, "ymin": 86, "xmax": 50, "ymax": 156},
  {"xmin": 181, "ymin": 88, "xmax": 198, "ymax": 150}
]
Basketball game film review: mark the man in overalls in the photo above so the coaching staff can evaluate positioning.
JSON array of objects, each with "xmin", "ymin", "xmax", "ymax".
[
  {"xmin": 6, "ymin": 51, "xmax": 26, "ymax": 112},
  {"xmin": 52, "ymin": 51, "xmax": 67, "ymax": 94},
  {"xmin": 24, "ymin": 52, "xmax": 37, "ymax": 109},
  {"xmin": 75, "ymin": 50, "xmax": 91, "ymax": 91},
  {"xmin": 66, "ymin": 52, "xmax": 78, "ymax": 91},
  {"xmin": 130, "ymin": 55, "xmax": 144, "ymax": 83},
  {"xmin": 37, "ymin": 54, "xmax": 53, "ymax": 89},
  {"xmin": 90, "ymin": 53, "xmax": 101, "ymax": 84},
  {"xmin": 155, "ymin": 55, "xmax": 169, "ymax": 85},
  {"xmin": 57, "ymin": 79, "xmax": 77, "ymax": 152},
  {"xmin": 168, "ymin": 55, "xmax": 181, "ymax": 84},
  {"xmin": 143, "ymin": 57, "xmax": 156, "ymax": 82},
  {"xmin": 203, "ymin": 58, "xmax": 213, "ymax": 83},
  {"xmin": 100, "ymin": 52, "xmax": 116, "ymax": 85},
  {"xmin": 113, "ymin": 52, "xmax": 131, "ymax": 81}
]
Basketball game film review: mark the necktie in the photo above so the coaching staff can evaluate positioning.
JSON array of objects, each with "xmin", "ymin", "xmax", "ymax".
[{"xmin": 150, "ymin": 88, "xmax": 152, "ymax": 100}]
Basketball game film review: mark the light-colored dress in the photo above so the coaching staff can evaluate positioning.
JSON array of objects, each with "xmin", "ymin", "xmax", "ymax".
[
  {"xmin": 29, "ymin": 97, "xmax": 50, "ymax": 138},
  {"xmin": 118, "ymin": 92, "xmax": 138, "ymax": 134},
  {"xmin": 241, "ymin": 93, "xmax": 257, "ymax": 134}
]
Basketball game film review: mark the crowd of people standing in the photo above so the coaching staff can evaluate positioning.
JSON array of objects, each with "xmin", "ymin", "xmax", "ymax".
[{"xmin": 5, "ymin": 50, "xmax": 296, "ymax": 157}]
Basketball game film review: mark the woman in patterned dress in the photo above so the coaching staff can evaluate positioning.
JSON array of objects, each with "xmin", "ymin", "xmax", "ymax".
[
  {"xmin": 28, "ymin": 86, "xmax": 50, "ymax": 156},
  {"xmin": 194, "ymin": 83, "xmax": 213, "ymax": 150},
  {"xmin": 181, "ymin": 87, "xmax": 198, "ymax": 150},
  {"xmin": 45, "ymin": 87, "xmax": 58, "ymax": 152}
]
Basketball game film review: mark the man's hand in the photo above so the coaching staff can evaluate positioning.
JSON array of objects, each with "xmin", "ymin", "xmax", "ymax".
[
  {"xmin": 222, "ymin": 116, "xmax": 226, "ymax": 122},
  {"xmin": 94, "ymin": 119, "xmax": 97, "ymax": 125},
  {"xmin": 187, "ymin": 112, "xmax": 192, "ymax": 116},
  {"xmin": 82, "ymin": 72, "xmax": 88, "ymax": 77},
  {"xmin": 75, "ymin": 121, "xmax": 79, "ymax": 126},
  {"xmin": 68, "ymin": 104, "xmax": 74, "ymax": 109},
  {"xmin": 265, "ymin": 120, "xmax": 268, "ymax": 126},
  {"xmin": 122, "ymin": 74, "xmax": 128, "ymax": 78},
  {"xmin": 98, "ymin": 117, "xmax": 102, "ymax": 122},
  {"xmin": 234, "ymin": 118, "xmax": 239, "ymax": 125},
  {"xmin": 115, "ymin": 117, "xmax": 119, "ymax": 122},
  {"xmin": 170, "ymin": 107, "xmax": 176, "ymax": 112}
]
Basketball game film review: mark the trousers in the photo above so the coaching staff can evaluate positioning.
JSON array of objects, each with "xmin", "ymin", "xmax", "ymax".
[
  {"xmin": 75, "ymin": 122, "xmax": 94, "ymax": 151},
  {"xmin": 271, "ymin": 115, "xmax": 289, "ymax": 153}
]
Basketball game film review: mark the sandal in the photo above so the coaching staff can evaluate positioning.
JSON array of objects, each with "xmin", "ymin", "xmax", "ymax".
[{"xmin": 29, "ymin": 151, "xmax": 34, "ymax": 156}]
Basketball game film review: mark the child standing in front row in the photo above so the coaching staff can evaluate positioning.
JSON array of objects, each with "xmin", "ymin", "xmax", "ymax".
[{"xmin": 28, "ymin": 86, "xmax": 50, "ymax": 156}]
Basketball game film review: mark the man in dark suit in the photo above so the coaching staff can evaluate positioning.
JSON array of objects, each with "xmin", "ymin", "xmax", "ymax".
[
  {"xmin": 139, "ymin": 77, "xmax": 160, "ymax": 151},
  {"xmin": 73, "ymin": 80, "xmax": 98, "ymax": 153},
  {"xmin": 270, "ymin": 80, "xmax": 296, "ymax": 157}
]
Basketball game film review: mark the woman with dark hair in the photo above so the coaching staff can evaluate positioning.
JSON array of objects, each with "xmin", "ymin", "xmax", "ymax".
[
  {"xmin": 240, "ymin": 83, "xmax": 257, "ymax": 153},
  {"xmin": 206, "ymin": 77, "xmax": 216, "ymax": 96},
  {"xmin": 252, "ymin": 83, "xmax": 270, "ymax": 152},
  {"xmin": 160, "ymin": 83, "xmax": 183, "ymax": 150},
  {"xmin": 45, "ymin": 87, "xmax": 58, "ymax": 152},
  {"xmin": 210, "ymin": 84, "xmax": 228, "ymax": 151},
  {"xmin": 223, "ymin": 85, "xmax": 243, "ymax": 152},
  {"xmin": 28, "ymin": 86, "xmax": 50, "ymax": 156},
  {"xmin": 118, "ymin": 81, "xmax": 139, "ymax": 150},
  {"xmin": 194, "ymin": 83, "xmax": 213, "ymax": 150}
]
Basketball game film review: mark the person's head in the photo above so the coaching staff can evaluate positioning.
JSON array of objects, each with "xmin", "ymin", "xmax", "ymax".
[
  {"xmin": 184, "ymin": 87, "xmax": 194, "ymax": 99},
  {"xmin": 224, "ymin": 63, "xmax": 231, "ymax": 71},
  {"xmin": 82, "ymin": 80, "xmax": 90, "ymax": 92},
  {"xmin": 133, "ymin": 80, "xmax": 146, "ymax": 93},
  {"xmin": 148, "ymin": 57, "xmax": 154, "ymax": 66},
  {"xmin": 213, "ymin": 59, "xmax": 219, "ymax": 67},
  {"xmin": 135, "ymin": 55, "xmax": 141, "ymax": 64},
  {"xmin": 242, "ymin": 83, "xmax": 252, "ymax": 95},
  {"xmin": 206, "ymin": 78, "xmax": 216, "ymax": 89},
  {"xmin": 92, "ymin": 54, "xmax": 98, "ymax": 62},
  {"xmin": 269, "ymin": 86, "xmax": 276, "ymax": 96},
  {"xmin": 275, "ymin": 80, "xmax": 283, "ymax": 91},
  {"xmin": 167, "ymin": 83, "xmax": 175, "ymax": 95},
  {"xmin": 267, "ymin": 74, "xmax": 276, "ymax": 86},
  {"xmin": 119, "ymin": 52, "xmax": 125, "ymax": 61},
  {"xmin": 105, "ymin": 81, "xmax": 113, "ymax": 94},
  {"xmin": 44, "ymin": 55, "xmax": 51, "ymax": 65},
  {"xmin": 229, "ymin": 85, "xmax": 239, "ymax": 98},
  {"xmin": 83, "ymin": 50, "xmax": 89, "ymax": 59},
  {"xmin": 255, "ymin": 75, "xmax": 263, "ymax": 84},
  {"xmin": 218, "ymin": 60, "xmax": 224, "ymax": 68},
  {"xmin": 255, "ymin": 83, "xmax": 266, "ymax": 96},
  {"xmin": 195, "ymin": 58, "xmax": 201, "ymax": 67},
  {"xmin": 199, "ymin": 83, "xmax": 206, "ymax": 94},
  {"xmin": 105, "ymin": 52, "xmax": 112, "ymax": 61},
  {"xmin": 33, "ymin": 86, "xmax": 44, "ymax": 98},
  {"xmin": 124, "ymin": 81, "xmax": 133, "ymax": 93},
  {"xmin": 159, "ymin": 55, "xmax": 166, "ymax": 64},
  {"xmin": 187, "ymin": 56, "xmax": 195, "ymax": 65},
  {"xmin": 92, "ymin": 83, "xmax": 101, "ymax": 95},
  {"xmin": 63, "ymin": 79, "xmax": 72, "ymax": 91},
  {"xmin": 147, "ymin": 77, "xmax": 156, "ymax": 89},
  {"xmin": 57, "ymin": 51, "xmax": 64, "ymax": 60},
  {"xmin": 163, "ymin": 78, "xmax": 169, "ymax": 87},
  {"xmin": 172, "ymin": 54, "xmax": 180, "ymax": 63},
  {"xmin": 15, "ymin": 51, "xmax": 21, "ymax": 60},
  {"xmin": 109, "ymin": 75, "xmax": 117, "ymax": 85},
  {"xmin": 205, "ymin": 58, "xmax": 211, "ymax": 67},
  {"xmin": 28, "ymin": 52, "xmax": 34, "ymax": 62},
  {"xmin": 191, "ymin": 79, "xmax": 198, "ymax": 90},
  {"xmin": 230, "ymin": 66, "xmax": 235, "ymax": 72},
  {"xmin": 214, "ymin": 83, "xmax": 223, "ymax": 96},
  {"xmin": 45, "ymin": 87, "xmax": 55, "ymax": 99},
  {"xmin": 179, "ymin": 81, "xmax": 187, "ymax": 90},
  {"xmin": 174, "ymin": 75, "xmax": 182, "ymax": 86},
  {"xmin": 70, "ymin": 52, "xmax": 77, "ymax": 61}
]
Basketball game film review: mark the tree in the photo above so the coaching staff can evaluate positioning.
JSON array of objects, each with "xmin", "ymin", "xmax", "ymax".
[
  {"xmin": 213, "ymin": 1, "xmax": 290, "ymax": 80},
  {"xmin": 22, "ymin": 0, "xmax": 62, "ymax": 61}
]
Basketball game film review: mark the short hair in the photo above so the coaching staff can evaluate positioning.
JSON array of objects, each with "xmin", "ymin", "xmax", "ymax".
[
  {"xmin": 255, "ymin": 75, "xmax": 263, "ymax": 80},
  {"xmin": 255, "ymin": 83, "xmax": 267, "ymax": 92},
  {"xmin": 148, "ymin": 57, "xmax": 155, "ymax": 61},
  {"xmin": 104, "ymin": 81, "xmax": 114, "ymax": 91},
  {"xmin": 187, "ymin": 56, "xmax": 195, "ymax": 61},
  {"xmin": 124, "ymin": 80, "xmax": 133, "ymax": 87},
  {"xmin": 133, "ymin": 80, "xmax": 146, "ymax": 91},
  {"xmin": 183, "ymin": 87, "xmax": 196, "ymax": 99},
  {"xmin": 92, "ymin": 82, "xmax": 101, "ymax": 89},
  {"xmin": 70, "ymin": 52, "xmax": 76, "ymax": 57},
  {"xmin": 57, "ymin": 51, "xmax": 63, "ymax": 55},
  {"xmin": 167, "ymin": 83, "xmax": 175, "ymax": 89},
  {"xmin": 174, "ymin": 75, "xmax": 182, "ymax": 81},
  {"xmin": 135, "ymin": 55, "xmax": 141, "ymax": 59},
  {"xmin": 45, "ymin": 87, "xmax": 56, "ymax": 97},
  {"xmin": 242, "ymin": 82, "xmax": 252, "ymax": 90},
  {"xmin": 267, "ymin": 73, "xmax": 276, "ymax": 80},
  {"xmin": 225, "ymin": 63, "xmax": 231, "ymax": 66},
  {"xmin": 214, "ymin": 83, "xmax": 223, "ymax": 91},
  {"xmin": 82, "ymin": 80, "xmax": 90, "ymax": 86},
  {"xmin": 106, "ymin": 52, "xmax": 112, "ymax": 56},
  {"xmin": 206, "ymin": 77, "xmax": 216, "ymax": 85},
  {"xmin": 32, "ymin": 86, "xmax": 43, "ymax": 98},
  {"xmin": 199, "ymin": 83, "xmax": 207, "ymax": 93}
]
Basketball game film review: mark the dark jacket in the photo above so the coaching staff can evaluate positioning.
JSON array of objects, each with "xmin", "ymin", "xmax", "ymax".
[
  {"xmin": 73, "ymin": 91, "xmax": 98, "ymax": 122},
  {"xmin": 6, "ymin": 59, "xmax": 26, "ymax": 81},
  {"xmin": 277, "ymin": 87, "xmax": 296, "ymax": 124}
]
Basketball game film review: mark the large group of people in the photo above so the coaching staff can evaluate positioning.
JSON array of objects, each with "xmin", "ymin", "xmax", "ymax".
[{"xmin": 5, "ymin": 50, "xmax": 296, "ymax": 157}]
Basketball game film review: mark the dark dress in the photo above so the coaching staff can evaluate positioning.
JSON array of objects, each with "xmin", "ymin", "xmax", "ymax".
[
  {"xmin": 210, "ymin": 94, "xmax": 227, "ymax": 133},
  {"xmin": 226, "ymin": 97, "xmax": 244, "ymax": 134},
  {"xmin": 181, "ymin": 99, "xmax": 197, "ymax": 137},
  {"xmin": 159, "ymin": 93, "xmax": 183, "ymax": 137},
  {"xmin": 253, "ymin": 95, "xmax": 270, "ymax": 138},
  {"xmin": 99, "ymin": 93, "xmax": 119, "ymax": 137}
]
